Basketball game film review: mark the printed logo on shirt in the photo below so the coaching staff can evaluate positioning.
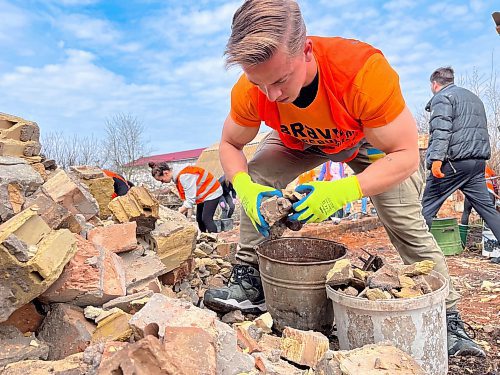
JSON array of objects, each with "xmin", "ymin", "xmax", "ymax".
[{"xmin": 279, "ymin": 122, "xmax": 357, "ymax": 146}]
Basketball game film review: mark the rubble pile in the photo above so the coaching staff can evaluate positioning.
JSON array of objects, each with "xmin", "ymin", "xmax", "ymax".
[
  {"xmin": 326, "ymin": 258, "xmax": 437, "ymax": 300},
  {"xmin": 0, "ymin": 113, "xmax": 426, "ymax": 374}
]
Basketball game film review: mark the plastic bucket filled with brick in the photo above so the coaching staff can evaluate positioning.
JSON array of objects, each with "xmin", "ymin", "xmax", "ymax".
[
  {"xmin": 326, "ymin": 271, "xmax": 449, "ymax": 375},
  {"xmin": 256, "ymin": 237, "xmax": 347, "ymax": 335}
]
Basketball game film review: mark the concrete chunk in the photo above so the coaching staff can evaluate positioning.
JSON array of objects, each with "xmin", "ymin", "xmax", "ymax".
[
  {"xmin": 146, "ymin": 217, "xmax": 196, "ymax": 272},
  {"xmin": 70, "ymin": 166, "xmax": 105, "ymax": 180},
  {"xmin": 0, "ymin": 156, "xmax": 44, "ymax": 222},
  {"xmin": 37, "ymin": 304, "xmax": 96, "ymax": 360},
  {"xmin": 102, "ymin": 290, "xmax": 153, "ymax": 313},
  {"xmin": 24, "ymin": 192, "xmax": 82, "ymax": 233},
  {"xmin": 0, "ymin": 208, "xmax": 77, "ymax": 322},
  {"xmin": 326, "ymin": 259, "xmax": 353, "ymax": 287},
  {"xmin": 119, "ymin": 251, "xmax": 168, "ymax": 294},
  {"xmin": 129, "ymin": 293, "xmax": 216, "ymax": 340},
  {"xmin": 280, "ymin": 327, "xmax": 330, "ymax": 369},
  {"xmin": 0, "ymin": 325, "xmax": 49, "ymax": 368},
  {"xmin": 367, "ymin": 264, "xmax": 401, "ymax": 291},
  {"xmin": 80, "ymin": 176, "xmax": 114, "ymax": 219},
  {"xmin": 108, "ymin": 186, "xmax": 159, "ymax": 235},
  {"xmin": 41, "ymin": 169, "xmax": 99, "ymax": 220},
  {"xmin": 328, "ymin": 342, "xmax": 425, "ymax": 374},
  {"xmin": 92, "ymin": 310, "xmax": 132, "ymax": 343},
  {"xmin": 400, "ymin": 260, "xmax": 436, "ymax": 277},
  {"xmin": 260, "ymin": 196, "xmax": 292, "ymax": 226},
  {"xmin": 2, "ymin": 352, "xmax": 89, "ymax": 375}
]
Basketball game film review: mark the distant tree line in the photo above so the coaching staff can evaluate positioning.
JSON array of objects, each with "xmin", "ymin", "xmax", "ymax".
[{"xmin": 41, "ymin": 113, "xmax": 152, "ymax": 180}]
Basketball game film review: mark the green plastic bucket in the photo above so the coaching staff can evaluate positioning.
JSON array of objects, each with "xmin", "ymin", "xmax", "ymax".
[
  {"xmin": 431, "ymin": 218, "xmax": 463, "ymax": 256},
  {"xmin": 458, "ymin": 224, "xmax": 468, "ymax": 248}
]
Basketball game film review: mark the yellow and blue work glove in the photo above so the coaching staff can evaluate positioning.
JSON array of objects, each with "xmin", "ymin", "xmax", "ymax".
[
  {"xmin": 232, "ymin": 172, "xmax": 283, "ymax": 237},
  {"xmin": 290, "ymin": 176, "xmax": 363, "ymax": 223}
]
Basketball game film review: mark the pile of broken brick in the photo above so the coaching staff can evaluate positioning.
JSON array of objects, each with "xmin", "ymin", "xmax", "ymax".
[
  {"xmin": 326, "ymin": 258, "xmax": 437, "ymax": 300},
  {"xmin": 0, "ymin": 112, "xmax": 426, "ymax": 374}
]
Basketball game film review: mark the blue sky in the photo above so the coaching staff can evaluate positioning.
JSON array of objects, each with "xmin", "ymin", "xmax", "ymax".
[{"xmin": 1, "ymin": 0, "xmax": 499, "ymax": 155}]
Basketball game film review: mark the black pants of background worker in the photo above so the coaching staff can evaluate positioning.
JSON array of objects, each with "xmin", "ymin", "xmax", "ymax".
[
  {"xmin": 422, "ymin": 159, "xmax": 500, "ymax": 241},
  {"xmin": 196, "ymin": 198, "xmax": 220, "ymax": 233},
  {"xmin": 219, "ymin": 194, "xmax": 235, "ymax": 219},
  {"xmin": 461, "ymin": 193, "xmax": 496, "ymax": 225}
]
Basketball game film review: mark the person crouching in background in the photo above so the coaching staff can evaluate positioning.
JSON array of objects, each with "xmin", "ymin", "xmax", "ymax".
[{"xmin": 149, "ymin": 162, "xmax": 223, "ymax": 233}]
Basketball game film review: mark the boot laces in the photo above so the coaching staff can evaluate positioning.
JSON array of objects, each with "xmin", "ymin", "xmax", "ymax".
[
  {"xmin": 228, "ymin": 264, "xmax": 258, "ymax": 291},
  {"xmin": 447, "ymin": 313, "xmax": 476, "ymax": 340}
]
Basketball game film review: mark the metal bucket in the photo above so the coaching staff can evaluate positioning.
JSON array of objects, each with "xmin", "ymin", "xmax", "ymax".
[
  {"xmin": 221, "ymin": 218, "xmax": 234, "ymax": 231},
  {"xmin": 256, "ymin": 237, "xmax": 347, "ymax": 334},
  {"xmin": 327, "ymin": 271, "xmax": 449, "ymax": 375}
]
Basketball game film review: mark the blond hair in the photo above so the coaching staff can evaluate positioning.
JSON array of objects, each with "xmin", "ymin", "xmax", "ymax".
[{"xmin": 225, "ymin": 0, "xmax": 306, "ymax": 68}]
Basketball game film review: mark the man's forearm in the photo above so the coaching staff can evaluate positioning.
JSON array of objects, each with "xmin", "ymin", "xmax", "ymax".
[
  {"xmin": 219, "ymin": 141, "xmax": 249, "ymax": 182},
  {"xmin": 356, "ymin": 149, "xmax": 419, "ymax": 196}
]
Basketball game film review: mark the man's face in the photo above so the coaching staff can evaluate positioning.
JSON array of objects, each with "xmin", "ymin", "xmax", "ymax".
[{"xmin": 243, "ymin": 43, "xmax": 311, "ymax": 103}]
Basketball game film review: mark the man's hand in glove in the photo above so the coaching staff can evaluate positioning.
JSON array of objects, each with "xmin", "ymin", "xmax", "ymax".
[
  {"xmin": 290, "ymin": 176, "xmax": 363, "ymax": 223},
  {"xmin": 431, "ymin": 161, "xmax": 445, "ymax": 178},
  {"xmin": 232, "ymin": 172, "xmax": 282, "ymax": 237}
]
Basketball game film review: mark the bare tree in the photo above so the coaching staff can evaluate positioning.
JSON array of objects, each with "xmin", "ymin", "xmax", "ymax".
[
  {"xmin": 103, "ymin": 113, "xmax": 152, "ymax": 180},
  {"xmin": 414, "ymin": 103, "xmax": 430, "ymax": 134},
  {"xmin": 461, "ymin": 60, "xmax": 500, "ymax": 172},
  {"xmin": 41, "ymin": 131, "xmax": 108, "ymax": 169}
]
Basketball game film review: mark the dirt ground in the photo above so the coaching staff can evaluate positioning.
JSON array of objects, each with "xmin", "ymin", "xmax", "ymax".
[{"xmin": 219, "ymin": 216, "xmax": 499, "ymax": 374}]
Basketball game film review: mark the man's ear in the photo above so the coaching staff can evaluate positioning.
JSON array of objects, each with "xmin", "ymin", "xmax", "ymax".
[{"xmin": 304, "ymin": 38, "xmax": 313, "ymax": 62}]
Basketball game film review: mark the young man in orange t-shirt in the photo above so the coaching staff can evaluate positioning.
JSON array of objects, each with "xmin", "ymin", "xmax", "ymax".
[{"xmin": 203, "ymin": 0, "xmax": 484, "ymax": 357}]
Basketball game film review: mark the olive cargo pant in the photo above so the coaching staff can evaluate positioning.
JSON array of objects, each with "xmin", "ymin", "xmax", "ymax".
[{"xmin": 237, "ymin": 131, "xmax": 460, "ymax": 308}]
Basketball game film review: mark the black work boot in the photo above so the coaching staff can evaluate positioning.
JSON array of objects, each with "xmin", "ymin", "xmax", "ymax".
[
  {"xmin": 447, "ymin": 310, "xmax": 486, "ymax": 357},
  {"xmin": 203, "ymin": 264, "xmax": 266, "ymax": 314}
]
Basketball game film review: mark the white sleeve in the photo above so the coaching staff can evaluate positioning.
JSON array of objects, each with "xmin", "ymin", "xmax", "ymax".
[{"xmin": 179, "ymin": 174, "xmax": 197, "ymax": 209}]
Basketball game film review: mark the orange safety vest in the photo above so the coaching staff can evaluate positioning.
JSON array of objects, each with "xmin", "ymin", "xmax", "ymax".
[
  {"xmin": 486, "ymin": 165, "xmax": 496, "ymax": 195},
  {"xmin": 324, "ymin": 161, "xmax": 333, "ymax": 181},
  {"xmin": 176, "ymin": 166, "xmax": 221, "ymax": 204},
  {"xmin": 103, "ymin": 170, "xmax": 129, "ymax": 199},
  {"xmin": 256, "ymin": 36, "xmax": 380, "ymax": 159}
]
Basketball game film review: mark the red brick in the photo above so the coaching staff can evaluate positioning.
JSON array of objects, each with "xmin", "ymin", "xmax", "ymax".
[
  {"xmin": 87, "ymin": 222, "xmax": 138, "ymax": 253},
  {"xmin": 159, "ymin": 258, "xmax": 195, "ymax": 285},
  {"xmin": 40, "ymin": 235, "xmax": 126, "ymax": 306},
  {"xmin": 163, "ymin": 326, "xmax": 216, "ymax": 375},
  {"xmin": 0, "ymin": 303, "xmax": 43, "ymax": 333},
  {"xmin": 97, "ymin": 336, "xmax": 172, "ymax": 374}
]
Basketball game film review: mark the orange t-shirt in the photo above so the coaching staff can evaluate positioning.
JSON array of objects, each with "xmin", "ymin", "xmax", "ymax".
[
  {"xmin": 297, "ymin": 170, "xmax": 316, "ymax": 184},
  {"xmin": 230, "ymin": 52, "xmax": 405, "ymax": 150}
]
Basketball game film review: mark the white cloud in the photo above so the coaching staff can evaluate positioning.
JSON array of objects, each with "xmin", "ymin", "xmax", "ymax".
[
  {"xmin": 383, "ymin": 0, "xmax": 416, "ymax": 12},
  {"xmin": 0, "ymin": 1, "xmax": 29, "ymax": 42},
  {"xmin": 57, "ymin": 13, "xmax": 120, "ymax": 44}
]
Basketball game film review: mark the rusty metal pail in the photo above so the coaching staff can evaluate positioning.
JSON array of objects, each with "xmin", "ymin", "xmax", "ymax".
[{"xmin": 256, "ymin": 237, "xmax": 347, "ymax": 334}]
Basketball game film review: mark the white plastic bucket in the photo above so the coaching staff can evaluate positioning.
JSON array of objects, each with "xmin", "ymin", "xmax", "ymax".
[{"xmin": 326, "ymin": 271, "xmax": 449, "ymax": 375}]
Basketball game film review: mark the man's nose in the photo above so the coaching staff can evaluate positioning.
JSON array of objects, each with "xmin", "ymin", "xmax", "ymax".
[{"xmin": 265, "ymin": 86, "xmax": 282, "ymax": 102}]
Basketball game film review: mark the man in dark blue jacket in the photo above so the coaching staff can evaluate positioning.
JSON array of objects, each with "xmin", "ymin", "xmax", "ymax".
[{"xmin": 422, "ymin": 66, "xmax": 499, "ymax": 357}]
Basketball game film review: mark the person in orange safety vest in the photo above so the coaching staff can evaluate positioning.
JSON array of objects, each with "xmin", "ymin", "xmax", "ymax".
[
  {"xmin": 103, "ymin": 170, "xmax": 133, "ymax": 199},
  {"xmin": 149, "ymin": 162, "xmax": 222, "ymax": 233}
]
